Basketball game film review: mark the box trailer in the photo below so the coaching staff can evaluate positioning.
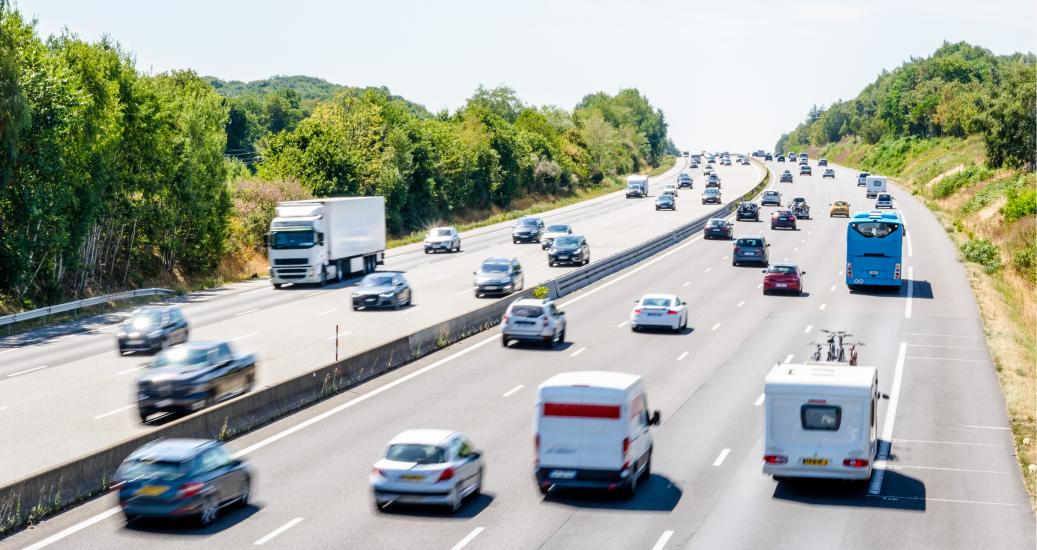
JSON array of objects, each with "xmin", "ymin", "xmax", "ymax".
[{"xmin": 626, "ymin": 175, "xmax": 649, "ymax": 198}]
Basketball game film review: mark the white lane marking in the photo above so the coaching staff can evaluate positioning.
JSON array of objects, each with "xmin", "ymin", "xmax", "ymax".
[
  {"xmin": 93, "ymin": 405, "xmax": 135, "ymax": 420},
  {"xmin": 754, "ymin": 393, "xmax": 765, "ymax": 406},
  {"xmin": 682, "ymin": 281, "xmax": 690, "ymax": 287},
  {"xmin": 254, "ymin": 517, "xmax": 304, "ymax": 546},
  {"xmin": 240, "ymin": 287, "xmax": 268, "ymax": 297},
  {"xmin": 20, "ymin": 508, "xmax": 122, "ymax": 550},
  {"xmin": 677, "ymin": 351, "xmax": 689, "ymax": 361},
  {"xmin": 326, "ymin": 330, "xmax": 352, "ymax": 340},
  {"xmin": 965, "ymin": 425, "xmax": 1010, "ymax": 430},
  {"xmin": 435, "ymin": 274, "xmax": 449, "ymax": 280},
  {"xmin": 838, "ymin": 270, "xmax": 844, "ymax": 276},
  {"xmin": 502, "ymin": 385, "xmax": 524, "ymax": 397},
  {"xmin": 704, "ymin": 267, "xmax": 712, "ymax": 273},
  {"xmin": 232, "ymin": 332, "xmax": 260, "ymax": 342},
  {"xmin": 905, "ymin": 267, "xmax": 914, "ymax": 319},
  {"xmin": 907, "ymin": 233, "xmax": 914, "ymax": 257},
  {"xmin": 401, "ymin": 306, "xmax": 420, "ymax": 315},
  {"xmin": 316, "ymin": 308, "xmax": 338, "ymax": 316},
  {"xmin": 887, "ymin": 464, "xmax": 1007, "ymax": 475},
  {"xmin": 819, "ymin": 303, "xmax": 826, "ymax": 311},
  {"xmin": 559, "ymin": 236, "xmax": 702, "ymax": 308},
  {"xmin": 793, "ymin": 248, "xmax": 798, "ymax": 252},
  {"xmin": 804, "ymin": 325, "xmax": 813, "ymax": 334},
  {"xmin": 783, "ymin": 257, "xmax": 789, "ymax": 261},
  {"xmin": 712, "ymin": 448, "xmax": 731, "ymax": 466},
  {"xmin": 783, "ymin": 354, "xmax": 793, "ymax": 364},
  {"xmin": 6, "ymin": 365, "xmax": 48, "ymax": 378},
  {"xmin": 417, "ymin": 262, "xmax": 431, "ymax": 268},
  {"xmin": 830, "ymin": 285, "xmax": 837, "ymax": 292},
  {"xmin": 457, "ymin": 287, "xmax": 475, "ymax": 295},
  {"xmin": 651, "ymin": 530, "xmax": 675, "ymax": 550},
  {"xmin": 722, "ymin": 256, "xmax": 728, "ymax": 260},
  {"xmin": 117, "ymin": 366, "xmax": 145, "ymax": 375},
  {"xmin": 756, "ymin": 284, "xmax": 762, "ymax": 289},
  {"xmin": 736, "ymin": 300, "xmax": 745, "ymax": 308},
  {"xmin": 711, "ymin": 323, "xmax": 721, "ymax": 331},
  {"xmin": 869, "ymin": 342, "xmax": 907, "ymax": 495},
  {"xmin": 450, "ymin": 527, "xmax": 485, "ymax": 550},
  {"xmin": 871, "ymin": 494, "xmax": 1015, "ymax": 507},
  {"xmin": 304, "ymin": 291, "xmax": 325, "ymax": 298},
  {"xmin": 903, "ymin": 332, "xmax": 984, "ymax": 339},
  {"xmin": 0, "ymin": 348, "xmax": 19, "ymax": 356},
  {"xmin": 234, "ymin": 308, "xmax": 261, "ymax": 317},
  {"xmin": 571, "ymin": 347, "xmax": 587, "ymax": 357},
  {"xmin": 893, "ymin": 438, "xmax": 1003, "ymax": 448},
  {"xmin": 801, "ymin": 239, "xmax": 806, "ymax": 243},
  {"xmin": 907, "ymin": 356, "xmax": 986, "ymax": 363},
  {"xmin": 616, "ymin": 321, "xmax": 628, "ymax": 328}
]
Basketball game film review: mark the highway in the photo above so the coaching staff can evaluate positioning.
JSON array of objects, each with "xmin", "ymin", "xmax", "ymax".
[
  {"xmin": 0, "ymin": 157, "xmax": 767, "ymax": 485},
  {"xmin": 7, "ymin": 159, "xmax": 1033, "ymax": 550}
]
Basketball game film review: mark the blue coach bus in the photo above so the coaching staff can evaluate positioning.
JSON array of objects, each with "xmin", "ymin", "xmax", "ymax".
[{"xmin": 846, "ymin": 211, "xmax": 904, "ymax": 290}]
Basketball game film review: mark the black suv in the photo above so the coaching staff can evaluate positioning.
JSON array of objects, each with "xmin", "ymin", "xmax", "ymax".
[
  {"xmin": 474, "ymin": 257, "xmax": 524, "ymax": 297},
  {"xmin": 137, "ymin": 341, "xmax": 257, "ymax": 422},
  {"xmin": 512, "ymin": 217, "xmax": 544, "ymax": 243},
  {"xmin": 736, "ymin": 201, "xmax": 760, "ymax": 221},
  {"xmin": 764, "ymin": 153, "xmax": 773, "ymax": 161},
  {"xmin": 116, "ymin": 306, "xmax": 189, "ymax": 354},
  {"xmin": 704, "ymin": 218, "xmax": 734, "ymax": 239},
  {"xmin": 548, "ymin": 235, "xmax": 590, "ymax": 266},
  {"xmin": 799, "ymin": 164, "xmax": 812, "ymax": 176}
]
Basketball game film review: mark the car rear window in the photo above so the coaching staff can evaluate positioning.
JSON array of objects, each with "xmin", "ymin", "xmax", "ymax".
[
  {"xmin": 518, "ymin": 219, "xmax": 538, "ymax": 226},
  {"xmin": 641, "ymin": 297, "xmax": 672, "ymax": 307},
  {"xmin": 707, "ymin": 219, "xmax": 727, "ymax": 226},
  {"xmin": 117, "ymin": 458, "xmax": 186, "ymax": 481},
  {"xmin": 801, "ymin": 405, "xmax": 841, "ymax": 431},
  {"xmin": 386, "ymin": 444, "xmax": 447, "ymax": 464},
  {"xmin": 511, "ymin": 305, "xmax": 543, "ymax": 318},
  {"xmin": 736, "ymin": 238, "xmax": 762, "ymax": 247},
  {"xmin": 767, "ymin": 265, "xmax": 797, "ymax": 274},
  {"xmin": 481, "ymin": 261, "xmax": 509, "ymax": 273},
  {"xmin": 850, "ymin": 221, "xmax": 899, "ymax": 238},
  {"xmin": 546, "ymin": 225, "xmax": 569, "ymax": 232}
]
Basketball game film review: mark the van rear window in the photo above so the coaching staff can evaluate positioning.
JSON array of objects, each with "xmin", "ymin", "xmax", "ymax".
[
  {"xmin": 543, "ymin": 403, "xmax": 621, "ymax": 419},
  {"xmin": 801, "ymin": 404, "xmax": 841, "ymax": 431}
]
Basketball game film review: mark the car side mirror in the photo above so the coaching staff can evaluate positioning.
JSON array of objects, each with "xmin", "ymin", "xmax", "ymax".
[
  {"xmin": 557, "ymin": 311, "xmax": 565, "ymax": 316},
  {"xmin": 649, "ymin": 411, "xmax": 661, "ymax": 426},
  {"xmin": 767, "ymin": 243, "xmax": 771, "ymax": 247},
  {"xmin": 469, "ymin": 451, "xmax": 481, "ymax": 460},
  {"xmin": 801, "ymin": 271, "xmax": 806, "ymax": 275},
  {"xmin": 762, "ymin": 269, "xmax": 767, "ymax": 273}
]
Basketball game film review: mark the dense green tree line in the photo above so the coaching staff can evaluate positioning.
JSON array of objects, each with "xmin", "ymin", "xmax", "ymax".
[{"xmin": 776, "ymin": 42, "xmax": 1035, "ymax": 169}]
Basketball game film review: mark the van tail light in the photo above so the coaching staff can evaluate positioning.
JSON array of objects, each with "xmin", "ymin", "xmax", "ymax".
[
  {"xmin": 893, "ymin": 263, "xmax": 901, "ymax": 279},
  {"xmin": 437, "ymin": 467, "xmax": 455, "ymax": 482},
  {"xmin": 843, "ymin": 458, "xmax": 869, "ymax": 468},
  {"xmin": 622, "ymin": 437, "xmax": 630, "ymax": 456},
  {"xmin": 846, "ymin": 263, "xmax": 853, "ymax": 278},
  {"xmin": 763, "ymin": 455, "xmax": 788, "ymax": 464},
  {"xmin": 176, "ymin": 482, "xmax": 204, "ymax": 499}
]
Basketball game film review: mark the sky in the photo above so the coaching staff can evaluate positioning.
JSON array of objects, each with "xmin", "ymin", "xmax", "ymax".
[{"xmin": 18, "ymin": 0, "xmax": 1037, "ymax": 153}]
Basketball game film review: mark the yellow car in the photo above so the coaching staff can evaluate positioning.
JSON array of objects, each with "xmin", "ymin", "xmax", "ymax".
[{"xmin": 830, "ymin": 201, "xmax": 851, "ymax": 217}]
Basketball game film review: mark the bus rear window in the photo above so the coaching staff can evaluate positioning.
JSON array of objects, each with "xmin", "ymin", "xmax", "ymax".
[
  {"xmin": 850, "ymin": 222, "xmax": 899, "ymax": 238},
  {"xmin": 801, "ymin": 405, "xmax": 841, "ymax": 431}
]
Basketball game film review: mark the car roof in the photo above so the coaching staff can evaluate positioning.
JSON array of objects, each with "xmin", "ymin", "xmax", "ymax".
[
  {"xmin": 640, "ymin": 293, "xmax": 677, "ymax": 301},
  {"xmin": 166, "ymin": 340, "xmax": 224, "ymax": 352},
  {"xmin": 388, "ymin": 429, "xmax": 457, "ymax": 446},
  {"xmin": 481, "ymin": 257, "xmax": 514, "ymax": 264},
  {"xmin": 737, "ymin": 234, "xmax": 766, "ymax": 240},
  {"xmin": 128, "ymin": 438, "xmax": 216, "ymax": 462},
  {"xmin": 511, "ymin": 298, "xmax": 551, "ymax": 308},
  {"xmin": 131, "ymin": 305, "xmax": 176, "ymax": 314},
  {"xmin": 430, "ymin": 226, "xmax": 455, "ymax": 231}
]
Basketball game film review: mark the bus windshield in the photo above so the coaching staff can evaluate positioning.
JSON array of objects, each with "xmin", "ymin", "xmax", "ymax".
[{"xmin": 850, "ymin": 221, "xmax": 899, "ymax": 238}]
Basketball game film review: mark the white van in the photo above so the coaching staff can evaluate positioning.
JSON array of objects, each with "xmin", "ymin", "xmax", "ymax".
[
  {"xmin": 534, "ymin": 371, "xmax": 660, "ymax": 496},
  {"xmin": 763, "ymin": 364, "xmax": 881, "ymax": 481},
  {"xmin": 865, "ymin": 175, "xmax": 887, "ymax": 199}
]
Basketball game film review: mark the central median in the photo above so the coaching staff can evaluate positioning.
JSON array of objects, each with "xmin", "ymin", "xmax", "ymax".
[{"xmin": 0, "ymin": 159, "xmax": 772, "ymax": 538}]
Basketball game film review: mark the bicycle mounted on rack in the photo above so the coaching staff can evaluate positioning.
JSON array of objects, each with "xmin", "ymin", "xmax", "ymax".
[{"xmin": 808, "ymin": 329, "xmax": 863, "ymax": 366}]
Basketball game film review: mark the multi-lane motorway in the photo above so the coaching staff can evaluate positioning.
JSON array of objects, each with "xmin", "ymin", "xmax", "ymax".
[{"xmin": 6, "ymin": 158, "xmax": 1033, "ymax": 549}]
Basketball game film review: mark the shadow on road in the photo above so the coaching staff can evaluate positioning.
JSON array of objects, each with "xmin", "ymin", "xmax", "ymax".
[
  {"xmin": 771, "ymin": 470, "xmax": 925, "ymax": 512},
  {"xmin": 545, "ymin": 473, "xmax": 683, "ymax": 512},
  {"xmin": 849, "ymin": 279, "xmax": 933, "ymax": 300},
  {"xmin": 379, "ymin": 493, "xmax": 494, "ymax": 519},
  {"xmin": 124, "ymin": 503, "xmax": 262, "ymax": 535}
]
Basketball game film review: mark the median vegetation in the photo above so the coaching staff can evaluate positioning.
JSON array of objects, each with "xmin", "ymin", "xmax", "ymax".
[
  {"xmin": 777, "ymin": 41, "xmax": 1036, "ymax": 503},
  {"xmin": 0, "ymin": 3, "xmax": 676, "ymax": 312}
]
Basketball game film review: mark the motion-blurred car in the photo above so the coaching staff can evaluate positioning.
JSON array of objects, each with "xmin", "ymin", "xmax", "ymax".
[
  {"xmin": 822, "ymin": 168, "xmax": 836, "ymax": 178},
  {"xmin": 762, "ymin": 264, "xmax": 806, "ymax": 295},
  {"xmin": 736, "ymin": 201, "xmax": 760, "ymax": 221},
  {"xmin": 512, "ymin": 216, "xmax": 545, "ymax": 243},
  {"xmin": 661, "ymin": 182, "xmax": 679, "ymax": 196},
  {"xmin": 788, "ymin": 198, "xmax": 810, "ymax": 219},
  {"xmin": 829, "ymin": 201, "xmax": 851, "ymax": 217},
  {"xmin": 136, "ymin": 341, "xmax": 257, "ymax": 422},
  {"xmin": 701, "ymin": 187, "xmax": 722, "ymax": 204},
  {"xmin": 818, "ymin": 158, "xmax": 828, "ymax": 166},
  {"xmin": 423, "ymin": 226, "xmax": 461, "ymax": 254},
  {"xmin": 732, "ymin": 235, "xmax": 770, "ymax": 266},
  {"xmin": 771, "ymin": 210, "xmax": 797, "ymax": 230},
  {"xmin": 760, "ymin": 190, "xmax": 782, "ymax": 206},
  {"xmin": 473, "ymin": 257, "xmax": 524, "ymax": 298},
  {"xmin": 370, "ymin": 430, "xmax": 483, "ymax": 513},
  {"xmin": 655, "ymin": 193, "xmax": 676, "ymax": 211},
  {"xmin": 704, "ymin": 218, "xmax": 735, "ymax": 239},
  {"xmin": 875, "ymin": 193, "xmax": 894, "ymax": 209},
  {"xmin": 117, "ymin": 306, "xmax": 189, "ymax": 355},
  {"xmin": 548, "ymin": 235, "xmax": 590, "ymax": 266},
  {"xmin": 352, "ymin": 272, "xmax": 413, "ymax": 310},
  {"xmin": 113, "ymin": 439, "xmax": 251, "ymax": 525},
  {"xmin": 780, "ymin": 170, "xmax": 794, "ymax": 183},
  {"xmin": 501, "ymin": 299, "xmax": 566, "ymax": 347},
  {"xmin": 541, "ymin": 224, "xmax": 573, "ymax": 250},
  {"xmin": 630, "ymin": 294, "xmax": 688, "ymax": 333},
  {"xmin": 857, "ymin": 172, "xmax": 870, "ymax": 186},
  {"xmin": 799, "ymin": 165, "xmax": 812, "ymax": 176}
]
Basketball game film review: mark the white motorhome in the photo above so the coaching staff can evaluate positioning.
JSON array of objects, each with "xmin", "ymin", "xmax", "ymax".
[
  {"xmin": 267, "ymin": 197, "xmax": 386, "ymax": 288},
  {"xmin": 865, "ymin": 176, "xmax": 887, "ymax": 199},
  {"xmin": 626, "ymin": 175, "xmax": 649, "ymax": 198},
  {"xmin": 763, "ymin": 364, "xmax": 881, "ymax": 480},
  {"xmin": 534, "ymin": 371, "xmax": 660, "ymax": 496}
]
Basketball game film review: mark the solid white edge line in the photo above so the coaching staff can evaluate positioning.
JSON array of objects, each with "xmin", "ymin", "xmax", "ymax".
[
  {"xmin": 116, "ymin": 366, "xmax": 144, "ymax": 376},
  {"xmin": 712, "ymin": 448, "xmax": 731, "ymax": 466},
  {"xmin": 234, "ymin": 308, "xmax": 261, "ymax": 317},
  {"xmin": 905, "ymin": 267, "xmax": 914, "ymax": 319},
  {"xmin": 651, "ymin": 530, "xmax": 675, "ymax": 550},
  {"xmin": 325, "ymin": 330, "xmax": 352, "ymax": 340},
  {"xmin": 231, "ymin": 332, "xmax": 260, "ymax": 342},
  {"xmin": 754, "ymin": 393, "xmax": 765, "ymax": 406},
  {"xmin": 869, "ymin": 341, "xmax": 907, "ymax": 495},
  {"xmin": 315, "ymin": 308, "xmax": 338, "ymax": 316},
  {"xmin": 20, "ymin": 508, "xmax": 122, "ymax": 550},
  {"xmin": 736, "ymin": 300, "xmax": 745, "ymax": 308},
  {"xmin": 254, "ymin": 517, "xmax": 304, "ymax": 546},
  {"xmin": 819, "ymin": 303, "xmax": 826, "ymax": 311},
  {"xmin": 676, "ymin": 351, "xmax": 689, "ymax": 361},
  {"xmin": 907, "ymin": 233, "xmax": 914, "ymax": 257},
  {"xmin": 92, "ymin": 405, "xmax": 135, "ymax": 420},
  {"xmin": 571, "ymin": 347, "xmax": 587, "ymax": 357},
  {"xmin": 964, "ymin": 425, "xmax": 1010, "ymax": 430},
  {"xmin": 450, "ymin": 527, "xmax": 485, "ymax": 550},
  {"xmin": 616, "ymin": 321, "xmax": 628, "ymax": 328},
  {"xmin": 501, "ymin": 385, "xmax": 524, "ymax": 398},
  {"xmin": 6, "ymin": 365, "xmax": 48, "ymax": 377}
]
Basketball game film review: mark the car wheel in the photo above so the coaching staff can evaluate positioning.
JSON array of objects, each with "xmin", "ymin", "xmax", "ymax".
[
  {"xmin": 160, "ymin": 338, "xmax": 170, "ymax": 352},
  {"xmin": 449, "ymin": 487, "xmax": 462, "ymax": 513},
  {"xmin": 352, "ymin": 305, "xmax": 359, "ymax": 311},
  {"xmin": 272, "ymin": 283, "xmax": 282, "ymax": 289},
  {"xmin": 557, "ymin": 328, "xmax": 565, "ymax": 344},
  {"xmin": 236, "ymin": 477, "xmax": 251, "ymax": 508},
  {"xmin": 424, "ymin": 249, "xmax": 430, "ymax": 254},
  {"xmin": 319, "ymin": 268, "xmax": 327, "ymax": 287},
  {"xmin": 204, "ymin": 391, "xmax": 216, "ymax": 409},
  {"xmin": 243, "ymin": 374, "xmax": 254, "ymax": 394},
  {"xmin": 623, "ymin": 464, "xmax": 638, "ymax": 499},
  {"xmin": 138, "ymin": 409, "xmax": 149, "ymax": 423},
  {"xmin": 732, "ymin": 261, "xmax": 738, "ymax": 266},
  {"xmin": 501, "ymin": 335, "xmax": 510, "ymax": 348},
  {"xmin": 539, "ymin": 484, "xmax": 551, "ymax": 495},
  {"xmin": 198, "ymin": 496, "xmax": 219, "ymax": 526},
  {"xmin": 475, "ymin": 291, "xmax": 481, "ymax": 298}
]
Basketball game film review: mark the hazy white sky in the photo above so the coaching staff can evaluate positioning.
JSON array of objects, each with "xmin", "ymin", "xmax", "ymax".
[{"xmin": 19, "ymin": 0, "xmax": 1037, "ymax": 152}]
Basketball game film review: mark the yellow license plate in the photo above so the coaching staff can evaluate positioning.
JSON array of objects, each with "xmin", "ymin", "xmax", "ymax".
[
  {"xmin": 136, "ymin": 485, "xmax": 168, "ymax": 496},
  {"xmin": 400, "ymin": 475, "xmax": 424, "ymax": 481},
  {"xmin": 802, "ymin": 458, "xmax": 829, "ymax": 466}
]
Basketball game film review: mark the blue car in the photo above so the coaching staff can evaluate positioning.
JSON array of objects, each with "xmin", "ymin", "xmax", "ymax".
[{"xmin": 113, "ymin": 439, "xmax": 251, "ymax": 525}]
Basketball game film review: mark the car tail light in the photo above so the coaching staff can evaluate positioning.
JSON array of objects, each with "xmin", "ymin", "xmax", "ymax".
[
  {"xmin": 893, "ymin": 263, "xmax": 901, "ymax": 279},
  {"xmin": 372, "ymin": 468, "xmax": 386, "ymax": 477},
  {"xmin": 502, "ymin": 314, "xmax": 510, "ymax": 323},
  {"xmin": 846, "ymin": 263, "xmax": 853, "ymax": 278},
  {"xmin": 843, "ymin": 458, "xmax": 869, "ymax": 468},
  {"xmin": 763, "ymin": 455, "xmax": 788, "ymax": 464},
  {"xmin": 176, "ymin": 481, "xmax": 204, "ymax": 499},
  {"xmin": 633, "ymin": 308, "xmax": 642, "ymax": 314},
  {"xmin": 437, "ymin": 467, "xmax": 455, "ymax": 482},
  {"xmin": 667, "ymin": 309, "xmax": 678, "ymax": 315},
  {"xmin": 734, "ymin": 246, "xmax": 742, "ymax": 254}
]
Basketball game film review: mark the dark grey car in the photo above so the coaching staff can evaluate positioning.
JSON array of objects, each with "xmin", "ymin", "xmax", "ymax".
[
  {"xmin": 548, "ymin": 235, "xmax": 590, "ymax": 266},
  {"xmin": 732, "ymin": 236, "xmax": 770, "ymax": 266},
  {"xmin": 512, "ymin": 217, "xmax": 545, "ymax": 243},
  {"xmin": 117, "ymin": 306, "xmax": 189, "ymax": 354},
  {"xmin": 474, "ymin": 258, "xmax": 524, "ymax": 297},
  {"xmin": 351, "ymin": 272, "xmax": 413, "ymax": 310},
  {"xmin": 136, "ymin": 341, "xmax": 257, "ymax": 422},
  {"xmin": 655, "ymin": 194, "xmax": 676, "ymax": 211}
]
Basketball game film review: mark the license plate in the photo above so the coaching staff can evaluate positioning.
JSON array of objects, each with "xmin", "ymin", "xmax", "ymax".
[
  {"xmin": 365, "ymin": 297, "xmax": 376, "ymax": 302},
  {"xmin": 648, "ymin": 312, "xmax": 661, "ymax": 317},
  {"xmin": 517, "ymin": 321, "xmax": 534, "ymax": 325},
  {"xmin": 127, "ymin": 340, "xmax": 143, "ymax": 345},
  {"xmin": 775, "ymin": 283, "xmax": 788, "ymax": 288},
  {"xmin": 136, "ymin": 485, "xmax": 168, "ymax": 496},
  {"xmin": 558, "ymin": 256, "xmax": 569, "ymax": 260},
  {"xmin": 400, "ymin": 474, "xmax": 424, "ymax": 481},
  {"xmin": 802, "ymin": 458, "xmax": 829, "ymax": 466},
  {"xmin": 156, "ymin": 399, "xmax": 173, "ymax": 408},
  {"xmin": 483, "ymin": 286, "xmax": 498, "ymax": 290},
  {"xmin": 549, "ymin": 470, "xmax": 576, "ymax": 480},
  {"xmin": 745, "ymin": 251, "xmax": 756, "ymax": 256}
]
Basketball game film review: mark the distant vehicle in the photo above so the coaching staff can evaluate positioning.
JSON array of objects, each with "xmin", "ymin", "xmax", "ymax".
[
  {"xmin": 764, "ymin": 153, "xmax": 773, "ymax": 161},
  {"xmin": 703, "ymin": 166, "xmax": 715, "ymax": 176},
  {"xmin": 501, "ymin": 299, "xmax": 566, "ymax": 347},
  {"xmin": 762, "ymin": 263, "xmax": 805, "ymax": 295},
  {"xmin": 754, "ymin": 150, "xmax": 765, "ymax": 157},
  {"xmin": 799, "ymin": 158, "xmax": 809, "ymax": 166},
  {"xmin": 681, "ymin": 150, "xmax": 690, "ymax": 157},
  {"xmin": 473, "ymin": 257, "xmax": 524, "ymax": 298},
  {"xmin": 268, "ymin": 197, "xmax": 386, "ymax": 288},
  {"xmin": 113, "ymin": 439, "xmax": 251, "ymax": 525},
  {"xmin": 661, "ymin": 182, "xmax": 679, "ymax": 196},
  {"xmin": 548, "ymin": 235, "xmax": 591, "ymax": 266},
  {"xmin": 137, "ymin": 341, "xmax": 257, "ymax": 422},
  {"xmin": 117, "ymin": 306, "xmax": 189, "ymax": 355},
  {"xmin": 771, "ymin": 210, "xmax": 797, "ymax": 230},
  {"xmin": 761, "ymin": 190, "xmax": 782, "ymax": 206},
  {"xmin": 701, "ymin": 187, "xmax": 722, "ymax": 204},
  {"xmin": 763, "ymin": 364, "xmax": 882, "ymax": 481},
  {"xmin": 352, "ymin": 272, "xmax": 412, "ymax": 310},
  {"xmin": 720, "ymin": 157, "xmax": 732, "ymax": 166},
  {"xmin": 423, "ymin": 226, "xmax": 461, "ymax": 254},
  {"xmin": 857, "ymin": 172, "xmax": 870, "ymax": 186},
  {"xmin": 818, "ymin": 158, "xmax": 828, "ymax": 166},
  {"xmin": 732, "ymin": 235, "xmax": 770, "ymax": 266},
  {"xmin": 776, "ymin": 155, "xmax": 785, "ymax": 162},
  {"xmin": 788, "ymin": 197, "xmax": 810, "ymax": 219},
  {"xmin": 866, "ymin": 176, "xmax": 887, "ymax": 199},
  {"xmin": 704, "ymin": 218, "xmax": 734, "ymax": 239},
  {"xmin": 370, "ymin": 429, "xmax": 483, "ymax": 513},
  {"xmin": 874, "ymin": 192, "xmax": 894, "ymax": 209},
  {"xmin": 677, "ymin": 172, "xmax": 694, "ymax": 188},
  {"xmin": 822, "ymin": 168, "xmax": 836, "ymax": 179},
  {"xmin": 626, "ymin": 174, "xmax": 649, "ymax": 198},
  {"xmin": 788, "ymin": 152, "xmax": 797, "ymax": 159},
  {"xmin": 512, "ymin": 216, "xmax": 545, "ymax": 243},
  {"xmin": 799, "ymin": 152, "xmax": 808, "ymax": 160},
  {"xmin": 707, "ymin": 173, "xmax": 721, "ymax": 187},
  {"xmin": 535, "ymin": 371, "xmax": 660, "ymax": 497},
  {"xmin": 736, "ymin": 201, "xmax": 760, "ymax": 221},
  {"xmin": 846, "ymin": 210, "xmax": 904, "ymax": 290},
  {"xmin": 740, "ymin": 157, "xmax": 751, "ymax": 165},
  {"xmin": 690, "ymin": 161, "xmax": 700, "ymax": 169},
  {"xmin": 829, "ymin": 201, "xmax": 851, "ymax": 217},
  {"xmin": 655, "ymin": 193, "xmax": 676, "ymax": 211},
  {"xmin": 542, "ymin": 224, "xmax": 573, "ymax": 250},
  {"xmin": 799, "ymin": 164, "xmax": 812, "ymax": 176},
  {"xmin": 780, "ymin": 170, "xmax": 794, "ymax": 183},
  {"xmin": 630, "ymin": 294, "xmax": 688, "ymax": 332}
]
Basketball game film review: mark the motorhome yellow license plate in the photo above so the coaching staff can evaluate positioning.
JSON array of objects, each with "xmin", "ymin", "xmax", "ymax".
[{"xmin": 802, "ymin": 458, "xmax": 829, "ymax": 466}]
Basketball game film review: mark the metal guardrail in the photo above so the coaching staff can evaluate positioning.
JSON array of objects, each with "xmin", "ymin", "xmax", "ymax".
[{"xmin": 0, "ymin": 288, "xmax": 175, "ymax": 330}]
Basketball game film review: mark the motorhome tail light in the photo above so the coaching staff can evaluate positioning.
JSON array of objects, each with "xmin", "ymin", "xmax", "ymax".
[
  {"xmin": 175, "ymin": 482, "xmax": 204, "ymax": 499},
  {"xmin": 893, "ymin": 263, "xmax": 902, "ymax": 280},
  {"xmin": 763, "ymin": 455, "xmax": 788, "ymax": 464},
  {"xmin": 846, "ymin": 263, "xmax": 853, "ymax": 278},
  {"xmin": 437, "ymin": 467, "xmax": 455, "ymax": 482},
  {"xmin": 843, "ymin": 458, "xmax": 869, "ymax": 468}
]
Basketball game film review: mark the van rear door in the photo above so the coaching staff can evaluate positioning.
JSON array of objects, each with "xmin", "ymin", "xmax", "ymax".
[{"xmin": 538, "ymin": 390, "xmax": 625, "ymax": 471}]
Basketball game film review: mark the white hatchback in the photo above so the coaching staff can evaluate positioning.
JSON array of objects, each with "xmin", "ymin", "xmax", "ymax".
[
  {"xmin": 661, "ymin": 183, "xmax": 678, "ymax": 196},
  {"xmin": 630, "ymin": 294, "xmax": 688, "ymax": 333},
  {"xmin": 370, "ymin": 429, "xmax": 483, "ymax": 512}
]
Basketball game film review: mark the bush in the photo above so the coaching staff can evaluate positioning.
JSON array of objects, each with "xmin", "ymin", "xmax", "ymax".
[
  {"xmin": 960, "ymin": 238, "xmax": 1002, "ymax": 273},
  {"xmin": 1001, "ymin": 186, "xmax": 1036, "ymax": 223},
  {"xmin": 1012, "ymin": 240, "xmax": 1036, "ymax": 279},
  {"xmin": 932, "ymin": 164, "xmax": 993, "ymax": 198}
]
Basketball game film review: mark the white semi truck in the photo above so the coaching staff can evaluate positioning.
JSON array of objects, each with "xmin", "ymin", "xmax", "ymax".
[{"xmin": 267, "ymin": 197, "xmax": 386, "ymax": 288}]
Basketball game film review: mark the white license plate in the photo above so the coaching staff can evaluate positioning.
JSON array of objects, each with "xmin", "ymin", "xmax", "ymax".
[
  {"xmin": 549, "ymin": 470, "xmax": 576, "ymax": 480},
  {"xmin": 648, "ymin": 312, "xmax": 662, "ymax": 317},
  {"xmin": 869, "ymin": 271, "xmax": 879, "ymax": 276},
  {"xmin": 483, "ymin": 286, "xmax": 498, "ymax": 290},
  {"xmin": 156, "ymin": 399, "xmax": 173, "ymax": 408},
  {"xmin": 127, "ymin": 340, "xmax": 143, "ymax": 345},
  {"xmin": 775, "ymin": 283, "xmax": 788, "ymax": 288}
]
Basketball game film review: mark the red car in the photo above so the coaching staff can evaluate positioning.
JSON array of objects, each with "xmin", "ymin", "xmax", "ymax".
[
  {"xmin": 770, "ymin": 210, "xmax": 797, "ymax": 230},
  {"xmin": 762, "ymin": 264, "xmax": 805, "ymax": 295}
]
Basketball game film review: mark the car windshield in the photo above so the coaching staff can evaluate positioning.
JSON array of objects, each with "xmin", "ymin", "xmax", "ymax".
[
  {"xmin": 510, "ymin": 305, "xmax": 543, "ymax": 318},
  {"xmin": 764, "ymin": 191, "xmax": 778, "ymax": 197},
  {"xmin": 270, "ymin": 230, "xmax": 315, "ymax": 250},
  {"xmin": 835, "ymin": 201, "xmax": 848, "ymax": 206},
  {"xmin": 739, "ymin": 203, "xmax": 755, "ymax": 209},
  {"xmin": 878, "ymin": 194, "xmax": 891, "ymax": 200},
  {"xmin": 851, "ymin": 221, "xmax": 899, "ymax": 238},
  {"xmin": 429, "ymin": 229, "xmax": 452, "ymax": 237},
  {"xmin": 116, "ymin": 458, "xmax": 186, "ymax": 481},
  {"xmin": 360, "ymin": 275, "xmax": 395, "ymax": 287},
  {"xmin": 517, "ymin": 219, "xmax": 538, "ymax": 227},
  {"xmin": 480, "ymin": 262, "xmax": 509, "ymax": 273},
  {"xmin": 127, "ymin": 310, "xmax": 163, "ymax": 329},
  {"xmin": 152, "ymin": 347, "xmax": 209, "ymax": 369},
  {"xmin": 641, "ymin": 297, "xmax": 672, "ymax": 307},
  {"xmin": 704, "ymin": 189, "xmax": 719, "ymax": 195},
  {"xmin": 554, "ymin": 236, "xmax": 579, "ymax": 247},
  {"xmin": 736, "ymin": 238, "xmax": 763, "ymax": 247},
  {"xmin": 385, "ymin": 444, "xmax": 447, "ymax": 464},
  {"xmin": 546, "ymin": 225, "xmax": 569, "ymax": 233},
  {"xmin": 708, "ymin": 219, "xmax": 727, "ymax": 227},
  {"xmin": 658, "ymin": 195, "xmax": 673, "ymax": 201},
  {"xmin": 777, "ymin": 210, "xmax": 792, "ymax": 216},
  {"xmin": 767, "ymin": 265, "xmax": 797, "ymax": 274}
]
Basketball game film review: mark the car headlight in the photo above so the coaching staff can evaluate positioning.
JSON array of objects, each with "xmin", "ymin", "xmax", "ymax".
[{"xmin": 379, "ymin": 292, "xmax": 395, "ymax": 298}]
